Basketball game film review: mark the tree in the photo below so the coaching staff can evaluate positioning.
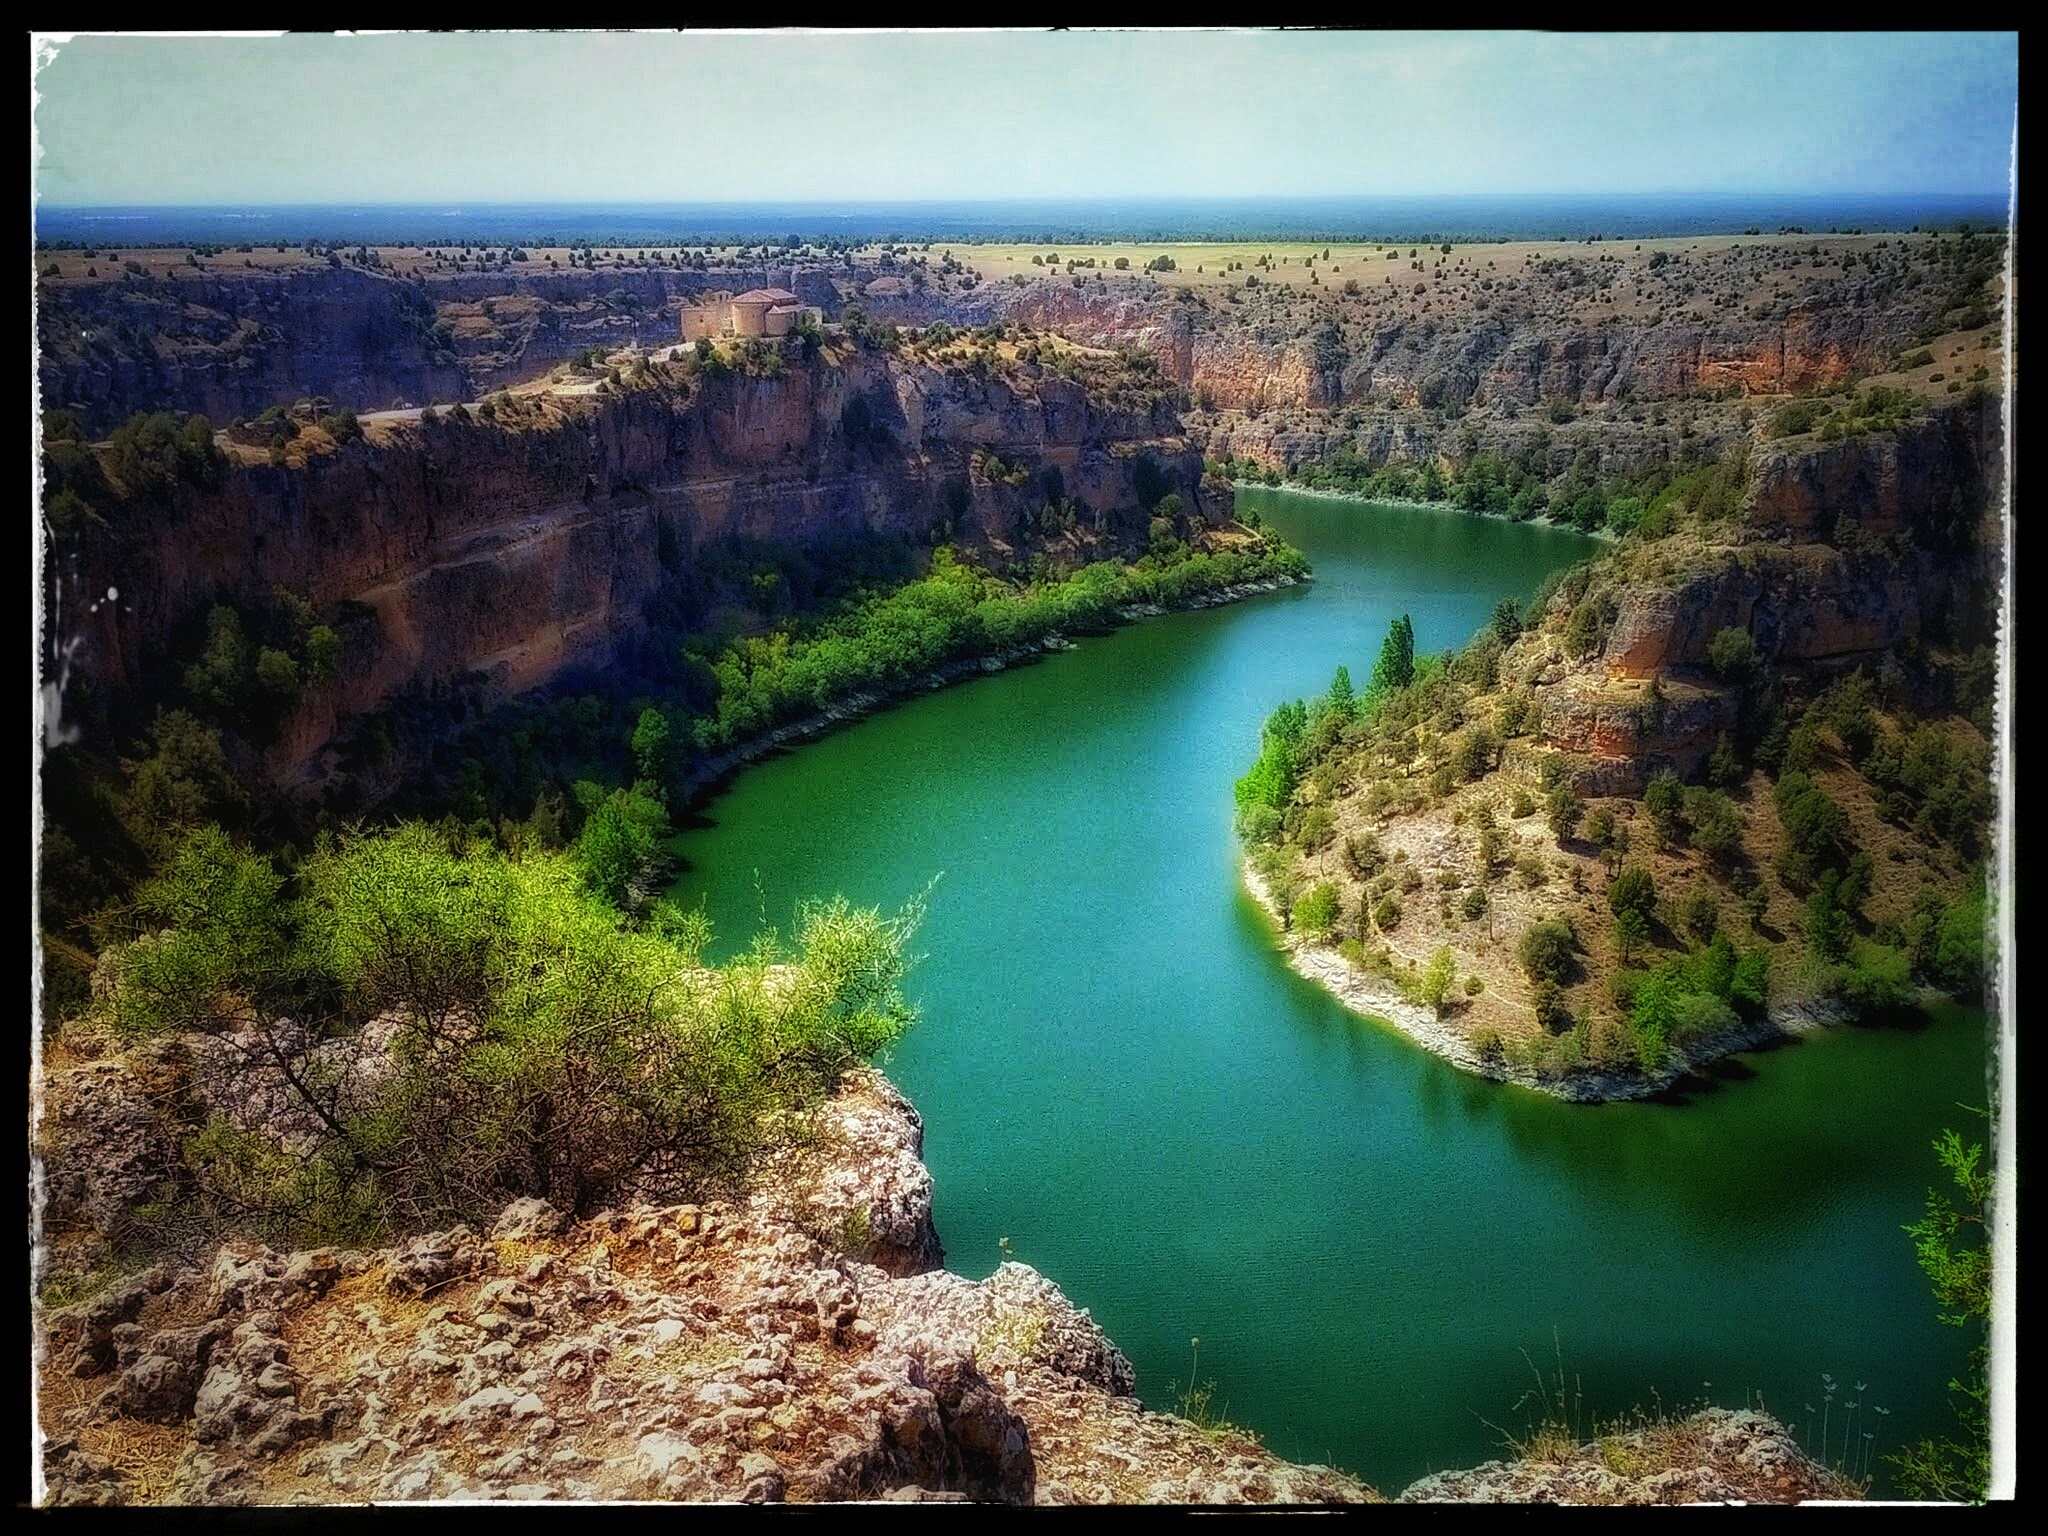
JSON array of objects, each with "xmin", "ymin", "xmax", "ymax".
[
  {"xmin": 574, "ymin": 785, "xmax": 670, "ymax": 908},
  {"xmin": 630, "ymin": 706, "xmax": 674, "ymax": 793},
  {"xmin": 1615, "ymin": 906, "xmax": 1650, "ymax": 964},
  {"xmin": 1803, "ymin": 869, "xmax": 1853, "ymax": 961},
  {"xmin": 1608, "ymin": 864, "xmax": 1656, "ymax": 923},
  {"xmin": 1585, "ymin": 803, "xmax": 1616, "ymax": 849},
  {"xmin": 305, "ymin": 625, "xmax": 341, "ymax": 685},
  {"xmin": 1293, "ymin": 881, "xmax": 1342, "ymax": 939},
  {"xmin": 254, "ymin": 647, "xmax": 300, "ymax": 700},
  {"xmin": 1888, "ymin": 1121, "xmax": 1993, "ymax": 1502},
  {"xmin": 1678, "ymin": 887, "xmax": 1721, "ymax": 945},
  {"xmin": 1546, "ymin": 783, "xmax": 1583, "ymax": 842},
  {"xmin": 1517, "ymin": 917, "xmax": 1576, "ymax": 983},
  {"xmin": 1369, "ymin": 614, "xmax": 1416, "ymax": 696},
  {"xmin": 1643, "ymin": 770, "xmax": 1684, "ymax": 841},
  {"xmin": 1490, "ymin": 598, "xmax": 1522, "ymax": 643},
  {"xmin": 1327, "ymin": 665, "xmax": 1356, "ymax": 720},
  {"xmin": 1418, "ymin": 945, "xmax": 1458, "ymax": 1015}
]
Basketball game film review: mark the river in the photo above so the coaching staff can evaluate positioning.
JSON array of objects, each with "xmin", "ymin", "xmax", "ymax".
[{"xmin": 668, "ymin": 488, "xmax": 1988, "ymax": 1496}]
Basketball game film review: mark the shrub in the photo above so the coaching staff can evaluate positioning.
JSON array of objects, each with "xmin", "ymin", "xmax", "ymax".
[
  {"xmin": 1643, "ymin": 771, "xmax": 1684, "ymax": 842},
  {"xmin": 1236, "ymin": 804, "xmax": 1283, "ymax": 846},
  {"xmin": 1769, "ymin": 400, "xmax": 1822, "ymax": 438},
  {"xmin": 1517, "ymin": 917, "xmax": 1576, "ymax": 983},
  {"xmin": 1614, "ymin": 907, "xmax": 1650, "ymax": 963},
  {"xmin": 1836, "ymin": 940, "xmax": 1913, "ymax": 1008},
  {"xmin": 1670, "ymin": 992, "xmax": 1739, "ymax": 1041},
  {"xmin": 1417, "ymin": 946, "xmax": 1458, "ymax": 1014},
  {"xmin": 1677, "ymin": 887, "xmax": 1720, "ymax": 944},
  {"xmin": 1341, "ymin": 831, "xmax": 1386, "ymax": 880},
  {"xmin": 103, "ymin": 823, "xmax": 924, "ymax": 1238},
  {"xmin": 1372, "ymin": 894, "xmax": 1404, "ymax": 933},
  {"xmin": 1293, "ymin": 881, "xmax": 1343, "ymax": 939},
  {"xmin": 1563, "ymin": 593, "xmax": 1610, "ymax": 657},
  {"xmin": 1583, "ymin": 802, "xmax": 1616, "ymax": 848},
  {"xmin": 108, "ymin": 410, "xmax": 223, "ymax": 498},
  {"xmin": 1707, "ymin": 626, "xmax": 1757, "ymax": 683},
  {"xmin": 1298, "ymin": 804, "xmax": 1337, "ymax": 851},
  {"xmin": 1803, "ymin": 868, "xmax": 1854, "ymax": 961},
  {"xmin": 1510, "ymin": 788, "xmax": 1537, "ymax": 819},
  {"xmin": 1530, "ymin": 978, "xmax": 1573, "ymax": 1034}
]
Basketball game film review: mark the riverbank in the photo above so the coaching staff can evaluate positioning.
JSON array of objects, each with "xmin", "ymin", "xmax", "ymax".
[
  {"xmin": 1236, "ymin": 479, "xmax": 1617, "ymax": 543},
  {"xmin": 1240, "ymin": 855, "xmax": 1853, "ymax": 1103},
  {"xmin": 681, "ymin": 573, "xmax": 1310, "ymax": 802}
]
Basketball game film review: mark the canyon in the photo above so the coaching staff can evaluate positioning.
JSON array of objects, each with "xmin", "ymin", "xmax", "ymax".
[{"xmin": 33, "ymin": 226, "xmax": 2006, "ymax": 1505}]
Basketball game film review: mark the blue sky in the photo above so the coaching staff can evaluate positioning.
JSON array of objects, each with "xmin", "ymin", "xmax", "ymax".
[{"xmin": 31, "ymin": 30, "xmax": 2019, "ymax": 205}]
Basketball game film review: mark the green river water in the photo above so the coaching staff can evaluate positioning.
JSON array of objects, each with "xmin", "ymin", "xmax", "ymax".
[{"xmin": 669, "ymin": 488, "xmax": 1989, "ymax": 1496}]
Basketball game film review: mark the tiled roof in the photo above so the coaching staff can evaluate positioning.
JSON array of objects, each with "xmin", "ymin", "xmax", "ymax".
[{"xmin": 733, "ymin": 287, "xmax": 799, "ymax": 303}]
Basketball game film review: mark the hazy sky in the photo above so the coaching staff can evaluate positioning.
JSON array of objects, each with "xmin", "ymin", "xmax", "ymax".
[{"xmin": 31, "ymin": 30, "xmax": 2019, "ymax": 205}]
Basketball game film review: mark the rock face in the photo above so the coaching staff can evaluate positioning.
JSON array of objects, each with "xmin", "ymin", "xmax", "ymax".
[
  {"xmin": 41, "ymin": 235, "xmax": 1965, "ymax": 441},
  {"xmin": 36, "ymin": 264, "xmax": 840, "ymax": 435},
  {"xmin": 36, "ymin": 1067, "xmax": 1377, "ymax": 1507},
  {"xmin": 51, "ymin": 349, "xmax": 1224, "ymax": 796},
  {"xmin": 861, "ymin": 269, "xmax": 1944, "ymax": 418},
  {"xmin": 1746, "ymin": 405, "xmax": 1998, "ymax": 539},
  {"xmin": 1523, "ymin": 394, "xmax": 2002, "ymax": 793}
]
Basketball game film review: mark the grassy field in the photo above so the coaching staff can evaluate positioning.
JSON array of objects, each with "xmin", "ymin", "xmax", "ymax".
[{"xmin": 33, "ymin": 230, "xmax": 1967, "ymax": 290}]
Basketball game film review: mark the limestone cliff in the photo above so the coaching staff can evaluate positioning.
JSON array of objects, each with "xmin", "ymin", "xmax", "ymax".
[{"xmin": 48, "ymin": 343, "xmax": 1224, "ymax": 797}]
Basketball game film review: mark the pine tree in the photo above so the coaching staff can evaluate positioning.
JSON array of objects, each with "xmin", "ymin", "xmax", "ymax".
[
  {"xmin": 1328, "ymin": 665, "xmax": 1356, "ymax": 719},
  {"xmin": 1370, "ymin": 614, "xmax": 1415, "ymax": 695}
]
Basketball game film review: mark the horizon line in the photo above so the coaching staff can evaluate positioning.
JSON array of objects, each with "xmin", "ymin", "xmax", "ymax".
[{"xmin": 36, "ymin": 191, "xmax": 2013, "ymax": 210}]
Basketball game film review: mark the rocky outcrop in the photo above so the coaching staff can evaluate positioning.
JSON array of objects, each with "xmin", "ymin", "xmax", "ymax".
[
  {"xmin": 1746, "ymin": 401, "xmax": 1999, "ymax": 539},
  {"xmin": 43, "ymin": 234, "xmax": 1969, "ymax": 440},
  {"xmin": 1399, "ymin": 1409, "xmax": 1858, "ymax": 1504},
  {"xmin": 36, "ymin": 1067, "xmax": 1377, "ymax": 1507}
]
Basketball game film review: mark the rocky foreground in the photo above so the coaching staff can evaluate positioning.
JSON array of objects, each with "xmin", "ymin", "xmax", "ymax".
[
  {"xmin": 35, "ymin": 1067, "xmax": 1852, "ymax": 1506},
  {"xmin": 36, "ymin": 1071, "xmax": 1373, "ymax": 1505}
]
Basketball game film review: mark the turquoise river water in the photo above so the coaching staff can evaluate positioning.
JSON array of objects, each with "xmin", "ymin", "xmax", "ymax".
[{"xmin": 669, "ymin": 489, "xmax": 1989, "ymax": 1496}]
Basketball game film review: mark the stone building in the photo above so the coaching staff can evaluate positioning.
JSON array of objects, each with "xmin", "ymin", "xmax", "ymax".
[{"xmin": 680, "ymin": 286, "xmax": 823, "ymax": 342}]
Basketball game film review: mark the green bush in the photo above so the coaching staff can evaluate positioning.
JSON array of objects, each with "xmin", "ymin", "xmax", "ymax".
[
  {"xmin": 103, "ymin": 822, "xmax": 923, "ymax": 1239},
  {"xmin": 1342, "ymin": 832, "xmax": 1387, "ymax": 881},
  {"xmin": 1294, "ymin": 881, "xmax": 1342, "ymax": 939},
  {"xmin": 1517, "ymin": 917, "xmax": 1576, "ymax": 983},
  {"xmin": 572, "ymin": 781, "xmax": 671, "ymax": 908},
  {"xmin": 1546, "ymin": 784, "xmax": 1583, "ymax": 841},
  {"xmin": 1707, "ymin": 626, "xmax": 1757, "ymax": 682},
  {"xmin": 1298, "ymin": 804, "xmax": 1337, "ymax": 851},
  {"xmin": 107, "ymin": 410, "xmax": 223, "ymax": 499},
  {"xmin": 1768, "ymin": 400, "xmax": 1822, "ymax": 438}
]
